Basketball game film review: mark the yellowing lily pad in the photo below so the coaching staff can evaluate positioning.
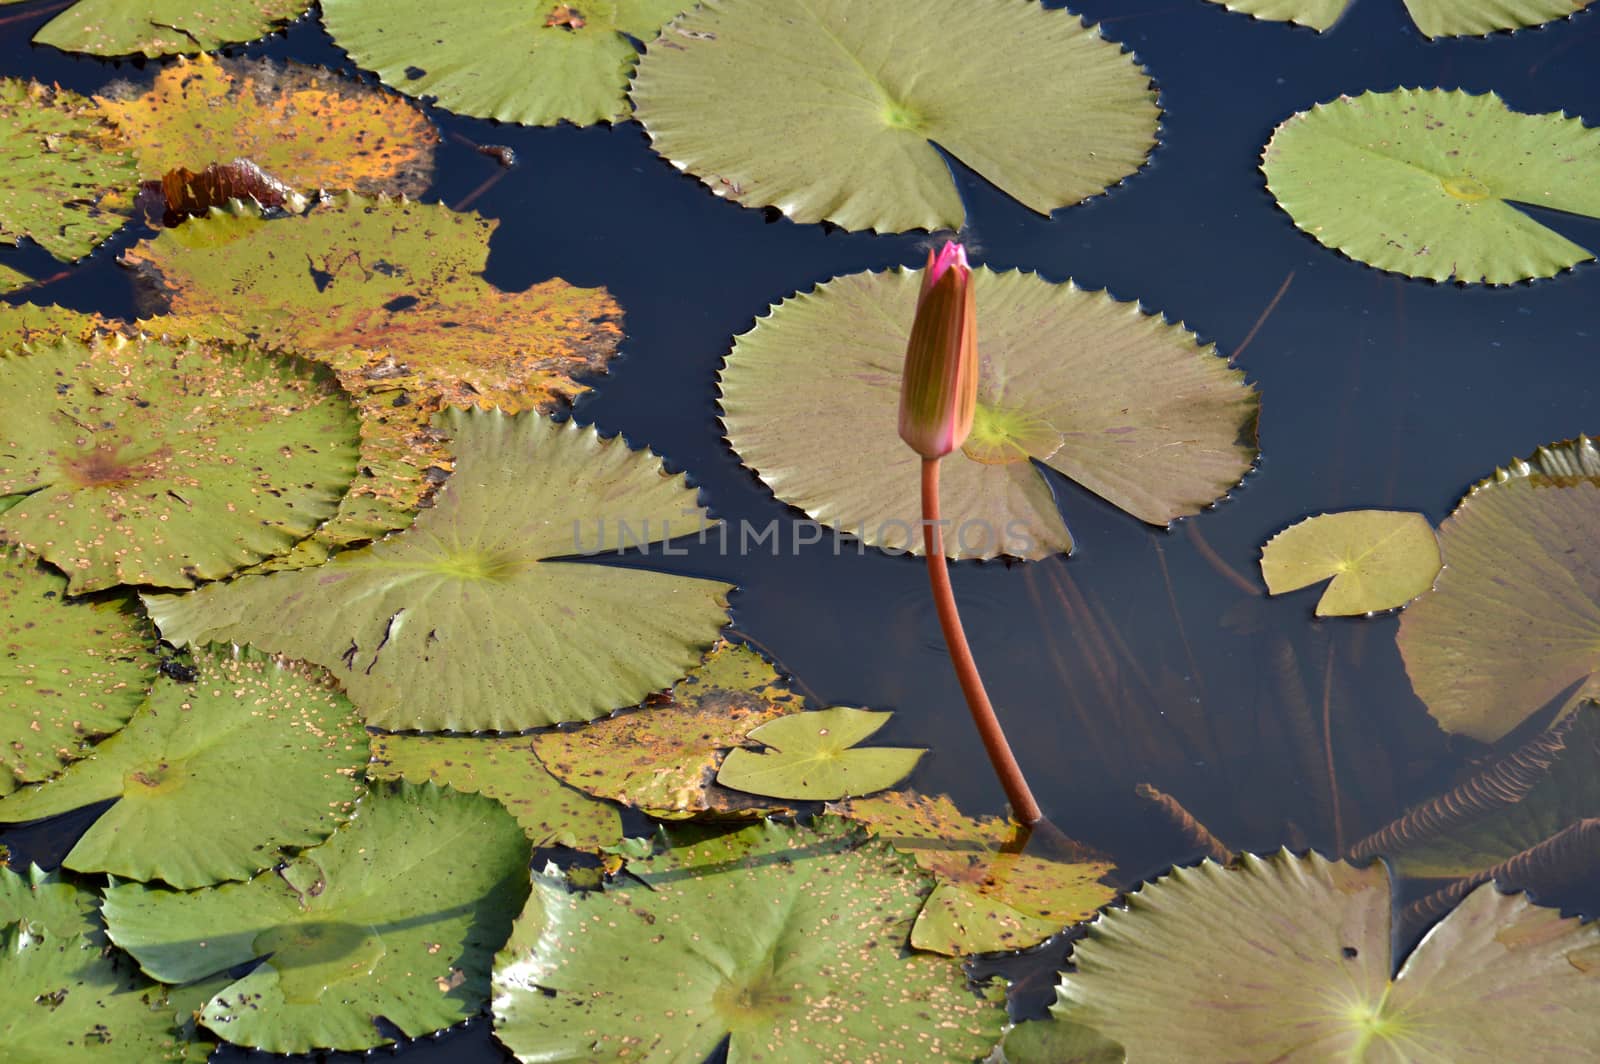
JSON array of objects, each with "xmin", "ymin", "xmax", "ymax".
[
  {"xmin": 102, "ymin": 782, "xmax": 531, "ymax": 1054},
  {"xmin": 0, "ymin": 335, "xmax": 360, "ymax": 593},
  {"xmin": 1397, "ymin": 436, "xmax": 1600, "ymax": 742},
  {"xmin": 0, "ymin": 79, "xmax": 135, "ymax": 262},
  {"xmin": 1059, "ymin": 852, "xmax": 1600, "ymax": 1060},
  {"xmin": 631, "ymin": 0, "xmax": 1158, "ymax": 233},
  {"xmin": 716, "ymin": 707, "xmax": 924, "ymax": 801},
  {"xmin": 492, "ymin": 819, "xmax": 1006, "ymax": 1062},
  {"xmin": 533, "ymin": 642, "xmax": 800, "ymax": 819},
  {"xmin": 1264, "ymin": 88, "xmax": 1600, "ymax": 284},
  {"xmin": 0, "ymin": 302, "xmax": 102, "ymax": 353},
  {"xmin": 369, "ymin": 732, "xmax": 622, "ymax": 850},
  {"xmin": 834, "ymin": 792, "xmax": 1116, "ymax": 956},
  {"xmin": 32, "ymin": 0, "xmax": 312, "ymax": 58},
  {"xmin": 144, "ymin": 411, "xmax": 732, "ymax": 732},
  {"xmin": 0, "ymin": 549, "xmax": 158, "ymax": 798},
  {"xmin": 0, "ymin": 647, "xmax": 368, "ymax": 889},
  {"xmin": 1204, "ymin": 0, "xmax": 1595, "ymax": 36},
  {"xmin": 322, "ymin": 0, "xmax": 687, "ymax": 127},
  {"xmin": 96, "ymin": 55, "xmax": 437, "ymax": 197},
  {"xmin": 125, "ymin": 194, "xmax": 624, "ymax": 562},
  {"xmin": 1260, "ymin": 509, "xmax": 1441, "ymax": 615},
  {"xmin": 719, "ymin": 266, "xmax": 1258, "ymax": 560}
]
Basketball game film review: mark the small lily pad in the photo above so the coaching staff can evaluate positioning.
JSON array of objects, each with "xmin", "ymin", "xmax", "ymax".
[
  {"xmin": 1397, "ymin": 436, "xmax": 1600, "ymax": 741},
  {"xmin": 1204, "ymin": 0, "xmax": 1595, "ymax": 36},
  {"xmin": 716, "ymin": 707, "xmax": 923, "ymax": 800},
  {"xmin": 533, "ymin": 642, "xmax": 802, "ymax": 819},
  {"xmin": 0, "ymin": 647, "xmax": 368, "ymax": 889},
  {"xmin": 994, "ymin": 1014, "xmax": 1124, "ymax": 1064},
  {"xmin": 1, "ymin": 549, "xmax": 158, "ymax": 797},
  {"xmin": 322, "ymin": 0, "xmax": 687, "ymax": 127},
  {"xmin": 32, "ymin": 0, "xmax": 313, "ymax": 58},
  {"xmin": 1059, "ymin": 851, "xmax": 1600, "ymax": 1060},
  {"xmin": 0, "ymin": 79, "xmax": 135, "ymax": 262},
  {"xmin": 0, "ymin": 335, "xmax": 360, "ymax": 593},
  {"xmin": 145, "ymin": 411, "xmax": 732, "ymax": 732},
  {"xmin": 369, "ymin": 732, "xmax": 622, "ymax": 850},
  {"xmin": 102, "ymin": 782, "xmax": 531, "ymax": 1054},
  {"xmin": 719, "ymin": 266, "xmax": 1258, "ymax": 559},
  {"xmin": 96, "ymin": 55, "xmax": 437, "ymax": 197},
  {"xmin": 1264, "ymin": 88, "xmax": 1600, "ymax": 284},
  {"xmin": 1260, "ymin": 510, "xmax": 1441, "ymax": 615},
  {"xmin": 492, "ymin": 819, "xmax": 1006, "ymax": 1062}
]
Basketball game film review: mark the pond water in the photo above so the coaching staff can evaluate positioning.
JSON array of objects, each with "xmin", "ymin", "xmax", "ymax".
[{"xmin": 2, "ymin": 0, "xmax": 1598, "ymax": 1060}]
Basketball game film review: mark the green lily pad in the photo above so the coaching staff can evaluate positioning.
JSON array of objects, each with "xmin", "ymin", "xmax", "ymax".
[
  {"xmin": 1260, "ymin": 510, "xmax": 1441, "ymax": 616},
  {"xmin": 0, "ymin": 865, "xmax": 99, "ymax": 939},
  {"xmin": 630, "ymin": 0, "xmax": 1158, "ymax": 233},
  {"xmin": 719, "ymin": 266, "xmax": 1258, "ymax": 560},
  {"xmin": 1350, "ymin": 704, "xmax": 1600, "ymax": 879},
  {"xmin": 1, "ymin": 549, "xmax": 158, "ymax": 797},
  {"xmin": 0, "ymin": 79, "xmax": 135, "ymax": 262},
  {"xmin": 125, "ymin": 194, "xmax": 625, "ymax": 561},
  {"xmin": 32, "ymin": 0, "xmax": 313, "ymax": 58},
  {"xmin": 533, "ymin": 641, "xmax": 802, "ymax": 819},
  {"xmin": 0, "ymin": 263, "xmax": 30, "ymax": 294},
  {"xmin": 492, "ymin": 819, "xmax": 1006, "ymax": 1062},
  {"xmin": 0, "ymin": 647, "xmax": 368, "ymax": 889},
  {"xmin": 1397, "ymin": 436, "xmax": 1600, "ymax": 742},
  {"xmin": 0, "ymin": 335, "xmax": 360, "ymax": 593},
  {"xmin": 1203, "ymin": 0, "xmax": 1595, "ymax": 36},
  {"xmin": 1263, "ymin": 88, "xmax": 1600, "ymax": 284},
  {"xmin": 0, "ymin": 303, "xmax": 102, "ymax": 354},
  {"xmin": 322, "ymin": 0, "xmax": 686, "ymax": 127},
  {"xmin": 102, "ymin": 782, "xmax": 531, "ymax": 1053},
  {"xmin": 369, "ymin": 732, "xmax": 622, "ymax": 850},
  {"xmin": 145, "ymin": 410, "xmax": 732, "ymax": 732},
  {"xmin": 994, "ymin": 1014, "xmax": 1124, "ymax": 1064},
  {"xmin": 716, "ymin": 707, "xmax": 923, "ymax": 800},
  {"xmin": 0, "ymin": 928, "xmax": 194, "ymax": 1061},
  {"xmin": 1059, "ymin": 851, "xmax": 1600, "ymax": 1060},
  {"xmin": 835, "ymin": 792, "xmax": 1116, "ymax": 956}
]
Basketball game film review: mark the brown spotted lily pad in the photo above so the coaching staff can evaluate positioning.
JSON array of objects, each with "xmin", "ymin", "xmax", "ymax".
[
  {"xmin": 125, "ymin": 194, "xmax": 624, "ymax": 564},
  {"xmin": 0, "ymin": 335, "xmax": 360, "ymax": 593}
]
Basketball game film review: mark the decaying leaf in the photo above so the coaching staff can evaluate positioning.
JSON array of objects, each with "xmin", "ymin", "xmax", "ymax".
[{"xmin": 137, "ymin": 160, "xmax": 306, "ymax": 227}]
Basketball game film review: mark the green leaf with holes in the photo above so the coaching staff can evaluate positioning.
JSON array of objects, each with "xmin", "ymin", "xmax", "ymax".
[
  {"xmin": 492, "ymin": 819, "xmax": 1005, "ymax": 1063},
  {"xmin": 32, "ymin": 0, "xmax": 313, "ymax": 58},
  {"xmin": 0, "ymin": 79, "xmax": 135, "ymax": 261},
  {"xmin": 1202, "ymin": 0, "xmax": 1595, "ymax": 37},
  {"xmin": 102, "ymin": 782, "xmax": 531, "ymax": 1053},
  {"xmin": 0, "ymin": 647, "xmax": 367, "ymax": 889},
  {"xmin": 322, "ymin": 0, "xmax": 686, "ymax": 127},
  {"xmin": 1264, "ymin": 88, "xmax": 1600, "ymax": 284},
  {"xmin": 369, "ymin": 732, "xmax": 621, "ymax": 850},
  {"xmin": 145, "ymin": 410, "xmax": 732, "ymax": 732},
  {"xmin": 0, "ymin": 336, "xmax": 359, "ymax": 593},
  {"xmin": 1, "ymin": 549, "xmax": 158, "ymax": 797},
  {"xmin": 630, "ymin": 0, "xmax": 1158, "ymax": 233},
  {"xmin": 1398, "ymin": 436, "xmax": 1600, "ymax": 741},
  {"xmin": 1260, "ymin": 510, "xmax": 1441, "ymax": 616},
  {"xmin": 719, "ymin": 266, "xmax": 1257, "ymax": 560},
  {"xmin": 716, "ymin": 707, "xmax": 923, "ymax": 801},
  {"xmin": 1058, "ymin": 851, "xmax": 1600, "ymax": 1060}
]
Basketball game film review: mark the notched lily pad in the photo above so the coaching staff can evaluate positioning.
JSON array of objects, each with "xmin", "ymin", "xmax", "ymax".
[
  {"xmin": 1204, "ymin": 0, "xmax": 1595, "ymax": 37},
  {"xmin": 32, "ymin": 0, "xmax": 313, "ymax": 58},
  {"xmin": 145, "ymin": 410, "xmax": 732, "ymax": 732},
  {"xmin": 1260, "ymin": 509, "xmax": 1441, "ymax": 615},
  {"xmin": 0, "ymin": 647, "xmax": 368, "ymax": 889},
  {"xmin": 1264, "ymin": 88, "xmax": 1600, "ymax": 284},
  {"xmin": 716, "ymin": 707, "xmax": 924, "ymax": 800},
  {"xmin": 1, "ymin": 548, "xmax": 158, "ymax": 797},
  {"xmin": 0, "ymin": 334, "xmax": 360, "ymax": 593},
  {"xmin": 719, "ymin": 266, "xmax": 1258, "ymax": 559},
  {"xmin": 631, "ymin": 0, "xmax": 1159, "ymax": 233},
  {"xmin": 492, "ymin": 819, "xmax": 1006, "ymax": 1062},
  {"xmin": 102, "ymin": 782, "xmax": 532, "ymax": 1054},
  {"xmin": 1397, "ymin": 435, "xmax": 1600, "ymax": 741},
  {"xmin": 1059, "ymin": 851, "xmax": 1600, "ymax": 1060},
  {"xmin": 0, "ymin": 864, "xmax": 100, "ymax": 939}
]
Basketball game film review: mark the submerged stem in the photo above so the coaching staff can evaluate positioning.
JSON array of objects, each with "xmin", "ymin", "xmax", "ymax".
[{"xmin": 919, "ymin": 457, "xmax": 1042, "ymax": 826}]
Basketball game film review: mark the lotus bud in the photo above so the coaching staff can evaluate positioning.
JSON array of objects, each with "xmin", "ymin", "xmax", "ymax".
[{"xmin": 898, "ymin": 241, "xmax": 977, "ymax": 460}]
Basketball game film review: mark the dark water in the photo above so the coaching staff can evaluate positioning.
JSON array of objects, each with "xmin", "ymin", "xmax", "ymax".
[{"xmin": 3, "ymin": 0, "xmax": 1598, "ymax": 1059}]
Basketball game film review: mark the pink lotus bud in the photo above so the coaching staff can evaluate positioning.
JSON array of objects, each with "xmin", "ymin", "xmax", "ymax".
[{"xmin": 898, "ymin": 242, "xmax": 978, "ymax": 460}]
